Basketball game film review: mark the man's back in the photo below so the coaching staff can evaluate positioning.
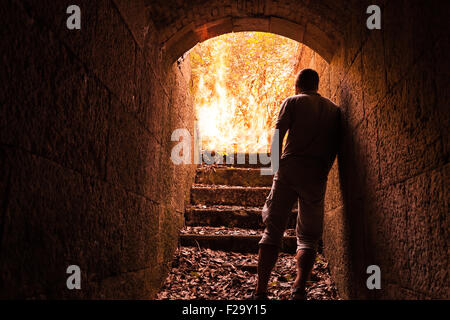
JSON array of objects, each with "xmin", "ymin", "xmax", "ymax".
[
  {"xmin": 255, "ymin": 69, "xmax": 340, "ymax": 301},
  {"xmin": 276, "ymin": 91, "xmax": 340, "ymax": 170}
]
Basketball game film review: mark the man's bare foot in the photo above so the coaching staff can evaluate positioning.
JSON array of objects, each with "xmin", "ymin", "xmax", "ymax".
[
  {"xmin": 246, "ymin": 291, "xmax": 269, "ymax": 300},
  {"xmin": 290, "ymin": 287, "xmax": 306, "ymax": 300}
]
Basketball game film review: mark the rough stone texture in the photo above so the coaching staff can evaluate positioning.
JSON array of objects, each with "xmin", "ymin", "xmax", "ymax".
[
  {"xmin": 1, "ymin": 0, "xmax": 448, "ymax": 300},
  {"xmin": 195, "ymin": 167, "xmax": 273, "ymax": 187},
  {"xmin": 0, "ymin": 0, "xmax": 195, "ymax": 299},
  {"xmin": 147, "ymin": 0, "xmax": 345, "ymax": 63},
  {"xmin": 325, "ymin": 0, "xmax": 449, "ymax": 300},
  {"xmin": 191, "ymin": 185, "xmax": 270, "ymax": 207},
  {"xmin": 185, "ymin": 204, "xmax": 297, "ymax": 230},
  {"xmin": 179, "ymin": 233, "xmax": 297, "ymax": 254}
]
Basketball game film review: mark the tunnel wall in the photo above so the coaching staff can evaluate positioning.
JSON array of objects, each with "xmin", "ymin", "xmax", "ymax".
[
  {"xmin": 0, "ymin": 0, "xmax": 195, "ymax": 298},
  {"xmin": 291, "ymin": 1, "xmax": 448, "ymax": 299},
  {"xmin": 324, "ymin": 1, "xmax": 448, "ymax": 299}
]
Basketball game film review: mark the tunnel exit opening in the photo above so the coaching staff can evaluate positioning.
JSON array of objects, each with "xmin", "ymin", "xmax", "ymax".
[
  {"xmin": 158, "ymin": 30, "xmax": 344, "ymax": 300},
  {"xmin": 189, "ymin": 31, "xmax": 301, "ymax": 155}
]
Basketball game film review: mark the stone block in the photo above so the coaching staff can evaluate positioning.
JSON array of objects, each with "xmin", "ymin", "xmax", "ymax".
[
  {"xmin": 432, "ymin": 38, "xmax": 450, "ymax": 162},
  {"xmin": 324, "ymin": 160, "xmax": 343, "ymax": 212},
  {"xmin": 180, "ymin": 233, "xmax": 297, "ymax": 254},
  {"xmin": 365, "ymin": 185, "xmax": 410, "ymax": 291},
  {"xmin": 195, "ymin": 167, "xmax": 273, "ymax": 187},
  {"xmin": 106, "ymin": 97, "xmax": 161, "ymax": 202},
  {"xmin": 269, "ymin": 17, "xmax": 305, "ymax": 43},
  {"xmin": 303, "ymin": 23, "xmax": 338, "ymax": 63},
  {"xmin": 403, "ymin": 164, "xmax": 449, "ymax": 298},
  {"xmin": 361, "ymin": 31, "xmax": 387, "ymax": 114},
  {"xmin": 233, "ymin": 17, "xmax": 269, "ymax": 33},
  {"xmin": 337, "ymin": 52, "xmax": 364, "ymax": 128},
  {"xmin": 113, "ymin": 0, "xmax": 149, "ymax": 48},
  {"xmin": 41, "ymin": 74, "xmax": 110, "ymax": 180},
  {"xmin": 91, "ymin": 3, "xmax": 136, "ymax": 108},
  {"xmin": 376, "ymin": 64, "xmax": 443, "ymax": 187},
  {"xmin": 329, "ymin": 46, "xmax": 346, "ymax": 99},
  {"xmin": 191, "ymin": 185, "xmax": 270, "ymax": 207},
  {"xmin": 165, "ymin": 22, "xmax": 201, "ymax": 64},
  {"xmin": 323, "ymin": 206, "xmax": 353, "ymax": 299},
  {"xmin": 383, "ymin": 0, "xmax": 415, "ymax": 90}
]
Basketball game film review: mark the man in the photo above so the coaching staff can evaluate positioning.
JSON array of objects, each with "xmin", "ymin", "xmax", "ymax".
[{"xmin": 253, "ymin": 69, "xmax": 340, "ymax": 300}]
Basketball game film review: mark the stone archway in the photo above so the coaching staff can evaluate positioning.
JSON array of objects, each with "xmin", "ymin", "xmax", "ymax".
[
  {"xmin": 1, "ymin": 0, "xmax": 447, "ymax": 300},
  {"xmin": 161, "ymin": 14, "xmax": 340, "ymax": 64},
  {"xmin": 115, "ymin": 0, "xmax": 355, "ymax": 63}
]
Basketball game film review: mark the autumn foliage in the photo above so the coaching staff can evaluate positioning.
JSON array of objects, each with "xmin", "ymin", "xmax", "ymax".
[{"xmin": 190, "ymin": 32, "xmax": 300, "ymax": 153}]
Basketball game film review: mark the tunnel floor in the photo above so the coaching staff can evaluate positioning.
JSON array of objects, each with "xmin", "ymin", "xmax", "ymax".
[
  {"xmin": 157, "ymin": 162, "xmax": 340, "ymax": 300},
  {"xmin": 156, "ymin": 245, "xmax": 339, "ymax": 300}
]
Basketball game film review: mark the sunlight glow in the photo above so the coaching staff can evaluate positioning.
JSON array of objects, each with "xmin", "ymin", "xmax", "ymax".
[{"xmin": 191, "ymin": 32, "xmax": 300, "ymax": 153}]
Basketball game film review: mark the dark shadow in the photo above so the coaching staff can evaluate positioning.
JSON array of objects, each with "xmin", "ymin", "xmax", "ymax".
[{"xmin": 337, "ymin": 88, "xmax": 377, "ymax": 299}]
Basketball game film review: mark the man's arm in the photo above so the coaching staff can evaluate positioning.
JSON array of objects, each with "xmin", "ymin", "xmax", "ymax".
[
  {"xmin": 270, "ymin": 127, "xmax": 287, "ymax": 162},
  {"xmin": 270, "ymin": 99, "xmax": 291, "ymax": 169}
]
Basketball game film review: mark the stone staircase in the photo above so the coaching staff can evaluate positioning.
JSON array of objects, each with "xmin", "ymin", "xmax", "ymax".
[
  {"xmin": 180, "ymin": 158, "xmax": 298, "ymax": 254},
  {"xmin": 158, "ymin": 156, "xmax": 340, "ymax": 300}
]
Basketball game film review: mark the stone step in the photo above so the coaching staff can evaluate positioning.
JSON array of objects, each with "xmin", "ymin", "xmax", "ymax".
[
  {"xmin": 179, "ymin": 227, "xmax": 297, "ymax": 254},
  {"xmin": 185, "ymin": 205, "xmax": 297, "ymax": 229},
  {"xmin": 201, "ymin": 152, "xmax": 272, "ymax": 168},
  {"xmin": 195, "ymin": 167, "xmax": 273, "ymax": 187},
  {"xmin": 191, "ymin": 184, "xmax": 271, "ymax": 207}
]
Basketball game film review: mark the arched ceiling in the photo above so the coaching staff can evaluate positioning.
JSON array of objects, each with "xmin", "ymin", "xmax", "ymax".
[{"xmin": 115, "ymin": 0, "xmax": 356, "ymax": 64}]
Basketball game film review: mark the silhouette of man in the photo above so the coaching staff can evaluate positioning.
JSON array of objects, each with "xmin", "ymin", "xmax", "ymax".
[{"xmin": 253, "ymin": 69, "xmax": 340, "ymax": 300}]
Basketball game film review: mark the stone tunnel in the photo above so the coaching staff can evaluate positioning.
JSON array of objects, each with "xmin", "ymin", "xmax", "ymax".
[{"xmin": 0, "ymin": 0, "xmax": 448, "ymax": 299}]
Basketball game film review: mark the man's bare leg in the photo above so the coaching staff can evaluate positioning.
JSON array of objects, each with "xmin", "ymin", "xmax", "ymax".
[
  {"xmin": 255, "ymin": 244, "xmax": 279, "ymax": 295},
  {"xmin": 292, "ymin": 249, "xmax": 316, "ymax": 299}
]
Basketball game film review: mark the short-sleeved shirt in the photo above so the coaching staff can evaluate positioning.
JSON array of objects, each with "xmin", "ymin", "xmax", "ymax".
[{"xmin": 276, "ymin": 91, "xmax": 341, "ymax": 170}]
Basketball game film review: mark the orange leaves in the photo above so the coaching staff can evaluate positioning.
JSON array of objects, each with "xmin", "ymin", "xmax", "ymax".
[{"xmin": 191, "ymin": 32, "xmax": 300, "ymax": 153}]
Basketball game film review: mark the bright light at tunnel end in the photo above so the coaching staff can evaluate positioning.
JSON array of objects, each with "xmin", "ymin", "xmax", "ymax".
[{"xmin": 191, "ymin": 32, "xmax": 299, "ymax": 155}]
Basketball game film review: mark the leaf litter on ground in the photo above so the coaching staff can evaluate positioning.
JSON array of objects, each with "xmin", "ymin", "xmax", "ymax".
[{"xmin": 157, "ymin": 246, "xmax": 341, "ymax": 300}]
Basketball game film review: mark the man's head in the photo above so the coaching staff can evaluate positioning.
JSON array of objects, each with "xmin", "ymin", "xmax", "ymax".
[{"xmin": 295, "ymin": 68, "xmax": 319, "ymax": 94}]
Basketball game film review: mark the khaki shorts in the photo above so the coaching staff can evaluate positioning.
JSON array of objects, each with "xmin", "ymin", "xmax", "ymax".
[{"xmin": 258, "ymin": 157, "xmax": 328, "ymax": 252}]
